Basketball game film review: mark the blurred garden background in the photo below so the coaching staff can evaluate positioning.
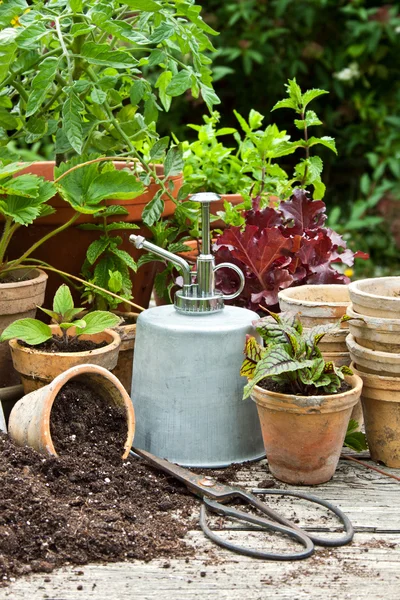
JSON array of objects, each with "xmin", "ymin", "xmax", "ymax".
[{"xmin": 159, "ymin": 0, "xmax": 400, "ymax": 278}]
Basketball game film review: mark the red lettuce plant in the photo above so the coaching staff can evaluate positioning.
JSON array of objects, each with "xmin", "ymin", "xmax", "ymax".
[{"xmin": 214, "ymin": 190, "xmax": 368, "ymax": 312}]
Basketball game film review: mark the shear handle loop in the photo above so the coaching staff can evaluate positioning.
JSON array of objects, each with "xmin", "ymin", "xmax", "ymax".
[
  {"xmin": 213, "ymin": 263, "xmax": 245, "ymax": 300},
  {"xmin": 252, "ymin": 489, "xmax": 354, "ymax": 547},
  {"xmin": 200, "ymin": 498, "xmax": 314, "ymax": 561}
]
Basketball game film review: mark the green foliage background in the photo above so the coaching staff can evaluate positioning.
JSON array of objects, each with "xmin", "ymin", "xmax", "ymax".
[{"xmin": 159, "ymin": 0, "xmax": 400, "ymax": 274}]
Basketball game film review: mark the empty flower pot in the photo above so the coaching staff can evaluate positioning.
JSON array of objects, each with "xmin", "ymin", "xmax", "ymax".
[
  {"xmin": 278, "ymin": 284, "xmax": 350, "ymax": 326},
  {"xmin": 348, "ymin": 277, "xmax": 400, "ymax": 318},
  {"xmin": 347, "ymin": 304, "xmax": 400, "ymax": 353},
  {"xmin": 346, "ymin": 333, "xmax": 400, "ymax": 377},
  {"xmin": 351, "ymin": 364, "xmax": 400, "ymax": 468},
  {"xmin": 8, "ymin": 364, "xmax": 135, "ymax": 459},
  {"xmin": 251, "ymin": 374, "xmax": 362, "ymax": 485}
]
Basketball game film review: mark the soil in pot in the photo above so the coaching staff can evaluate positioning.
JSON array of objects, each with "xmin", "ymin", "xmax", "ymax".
[
  {"xmin": 257, "ymin": 378, "xmax": 352, "ymax": 396},
  {"xmin": 21, "ymin": 337, "xmax": 107, "ymax": 353},
  {"xmin": 50, "ymin": 381, "xmax": 127, "ymax": 458}
]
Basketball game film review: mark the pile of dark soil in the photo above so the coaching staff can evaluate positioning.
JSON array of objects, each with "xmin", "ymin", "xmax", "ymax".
[
  {"xmin": 257, "ymin": 378, "xmax": 351, "ymax": 396},
  {"xmin": 0, "ymin": 432, "xmax": 196, "ymax": 586},
  {"xmin": 20, "ymin": 337, "xmax": 107, "ymax": 353},
  {"xmin": 50, "ymin": 381, "xmax": 127, "ymax": 457}
]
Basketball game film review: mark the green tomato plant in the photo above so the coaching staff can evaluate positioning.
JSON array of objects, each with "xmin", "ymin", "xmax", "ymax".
[
  {"xmin": 1, "ymin": 0, "xmax": 219, "ymax": 227},
  {"xmin": 0, "ymin": 284, "xmax": 120, "ymax": 350}
]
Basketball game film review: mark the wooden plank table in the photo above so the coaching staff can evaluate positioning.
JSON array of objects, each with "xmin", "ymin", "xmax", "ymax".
[{"xmin": 2, "ymin": 456, "xmax": 399, "ymax": 600}]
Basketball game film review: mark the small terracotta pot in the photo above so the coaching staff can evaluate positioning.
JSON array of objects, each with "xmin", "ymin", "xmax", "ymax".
[
  {"xmin": 9, "ymin": 325, "xmax": 121, "ymax": 393},
  {"xmin": 346, "ymin": 333, "xmax": 400, "ymax": 377},
  {"xmin": 0, "ymin": 269, "xmax": 48, "ymax": 387},
  {"xmin": 351, "ymin": 364, "xmax": 400, "ymax": 468},
  {"xmin": 110, "ymin": 311, "xmax": 139, "ymax": 392},
  {"xmin": 278, "ymin": 285, "xmax": 350, "ymax": 327},
  {"xmin": 348, "ymin": 277, "xmax": 400, "ymax": 318},
  {"xmin": 251, "ymin": 374, "xmax": 362, "ymax": 485},
  {"xmin": 8, "ymin": 364, "xmax": 135, "ymax": 459},
  {"xmin": 320, "ymin": 350, "xmax": 351, "ymax": 367},
  {"xmin": 317, "ymin": 328, "xmax": 348, "ymax": 353},
  {"xmin": 347, "ymin": 304, "xmax": 400, "ymax": 353}
]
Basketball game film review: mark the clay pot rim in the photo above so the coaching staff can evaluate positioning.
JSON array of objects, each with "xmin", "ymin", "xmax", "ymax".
[
  {"xmin": 278, "ymin": 284, "xmax": 350, "ymax": 308},
  {"xmin": 252, "ymin": 374, "xmax": 362, "ymax": 414},
  {"xmin": 351, "ymin": 362, "xmax": 400, "ymax": 388},
  {"xmin": 347, "ymin": 304, "xmax": 400, "ymax": 328},
  {"xmin": 36, "ymin": 363, "xmax": 135, "ymax": 459},
  {"xmin": 0, "ymin": 268, "xmax": 48, "ymax": 290},
  {"xmin": 349, "ymin": 276, "xmax": 400, "ymax": 306},
  {"xmin": 9, "ymin": 327, "xmax": 121, "ymax": 359},
  {"xmin": 347, "ymin": 333, "xmax": 400, "ymax": 363},
  {"xmin": 29, "ymin": 159, "xmax": 183, "ymax": 183}
]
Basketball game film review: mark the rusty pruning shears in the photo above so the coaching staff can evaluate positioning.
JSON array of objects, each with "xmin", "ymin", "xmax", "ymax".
[{"xmin": 131, "ymin": 447, "xmax": 354, "ymax": 561}]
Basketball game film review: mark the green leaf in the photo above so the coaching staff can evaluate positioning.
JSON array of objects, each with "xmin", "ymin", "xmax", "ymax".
[
  {"xmin": 150, "ymin": 136, "xmax": 170, "ymax": 160},
  {"xmin": 0, "ymin": 39, "xmax": 16, "ymax": 84},
  {"xmin": 26, "ymin": 57, "xmax": 58, "ymax": 117},
  {"xmin": 91, "ymin": 88, "xmax": 107, "ymax": 105},
  {"xmin": 109, "ymin": 247, "xmax": 137, "ymax": 271},
  {"xmin": 142, "ymin": 190, "xmax": 164, "ymax": 227},
  {"xmin": 63, "ymin": 90, "xmax": 84, "ymax": 154},
  {"xmin": 200, "ymin": 84, "xmax": 221, "ymax": 111},
  {"xmin": 0, "ymin": 318, "xmax": 52, "ymax": 345},
  {"xmin": 307, "ymin": 136, "xmax": 337, "ymax": 154},
  {"xmin": 38, "ymin": 307, "xmax": 60, "ymax": 323},
  {"xmin": 130, "ymin": 79, "xmax": 146, "ymax": 105},
  {"xmin": 166, "ymin": 70, "xmax": 192, "ymax": 97},
  {"xmin": 302, "ymin": 88, "xmax": 329, "ymax": 109},
  {"xmin": 105, "ymin": 222, "xmax": 140, "ymax": 232},
  {"xmin": 164, "ymin": 146, "xmax": 183, "ymax": 178},
  {"xmin": 81, "ymin": 43, "xmax": 137, "ymax": 68},
  {"xmin": 86, "ymin": 237, "xmax": 111, "ymax": 265},
  {"xmin": 149, "ymin": 22, "xmax": 175, "ymax": 44},
  {"xmin": 271, "ymin": 98, "xmax": 297, "ymax": 111},
  {"xmin": 344, "ymin": 430, "xmax": 368, "ymax": 452},
  {"xmin": 294, "ymin": 110, "xmax": 323, "ymax": 129},
  {"xmin": 69, "ymin": 0, "xmax": 83, "ymax": 11},
  {"xmin": 16, "ymin": 22, "xmax": 48, "ymax": 48},
  {"xmin": 53, "ymin": 285, "xmax": 74, "ymax": 317},
  {"xmin": 87, "ymin": 171, "xmax": 145, "ymax": 203},
  {"xmin": 155, "ymin": 70, "xmax": 173, "ymax": 111},
  {"xmin": 108, "ymin": 270, "xmax": 123, "ymax": 293},
  {"xmin": 64, "ymin": 308, "xmax": 85, "ymax": 321},
  {"xmin": 120, "ymin": 0, "xmax": 162, "ymax": 10},
  {"xmin": 75, "ymin": 311, "xmax": 120, "ymax": 336}
]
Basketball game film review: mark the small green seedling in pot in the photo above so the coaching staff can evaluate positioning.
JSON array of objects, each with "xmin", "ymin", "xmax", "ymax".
[{"xmin": 0, "ymin": 284, "xmax": 120, "ymax": 351}]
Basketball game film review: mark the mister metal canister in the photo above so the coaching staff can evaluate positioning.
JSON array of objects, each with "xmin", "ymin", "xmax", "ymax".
[{"xmin": 129, "ymin": 193, "xmax": 264, "ymax": 467}]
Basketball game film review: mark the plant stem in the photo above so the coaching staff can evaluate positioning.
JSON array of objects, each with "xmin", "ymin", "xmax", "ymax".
[
  {"xmin": 8, "ymin": 213, "xmax": 80, "ymax": 270},
  {"xmin": 55, "ymin": 17, "xmax": 74, "ymax": 85},
  {"xmin": 11, "ymin": 80, "xmax": 28, "ymax": 102},
  {"xmin": 0, "ymin": 217, "xmax": 12, "ymax": 266},
  {"xmin": 4, "ymin": 265, "xmax": 146, "ymax": 312}
]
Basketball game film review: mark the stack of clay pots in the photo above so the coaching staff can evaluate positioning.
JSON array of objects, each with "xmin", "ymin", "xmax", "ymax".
[
  {"xmin": 278, "ymin": 284, "xmax": 351, "ymax": 366},
  {"xmin": 346, "ymin": 277, "xmax": 400, "ymax": 468}
]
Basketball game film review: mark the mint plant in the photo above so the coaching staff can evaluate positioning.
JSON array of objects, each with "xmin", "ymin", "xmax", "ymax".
[
  {"xmin": 241, "ymin": 311, "xmax": 353, "ymax": 399},
  {"xmin": 0, "ymin": 284, "xmax": 120, "ymax": 350}
]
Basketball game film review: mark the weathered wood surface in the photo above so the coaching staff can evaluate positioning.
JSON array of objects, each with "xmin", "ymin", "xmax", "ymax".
[{"xmin": 2, "ymin": 457, "xmax": 400, "ymax": 600}]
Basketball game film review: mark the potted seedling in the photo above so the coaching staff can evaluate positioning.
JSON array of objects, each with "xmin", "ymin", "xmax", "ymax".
[
  {"xmin": 242, "ymin": 311, "xmax": 363, "ymax": 485},
  {"xmin": 3, "ymin": 0, "xmax": 219, "ymax": 307},
  {"xmin": 0, "ymin": 284, "xmax": 121, "ymax": 394}
]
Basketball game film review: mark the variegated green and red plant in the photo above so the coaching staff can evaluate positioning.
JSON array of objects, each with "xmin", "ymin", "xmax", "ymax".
[{"xmin": 241, "ymin": 311, "xmax": 352, "ymax": 399}]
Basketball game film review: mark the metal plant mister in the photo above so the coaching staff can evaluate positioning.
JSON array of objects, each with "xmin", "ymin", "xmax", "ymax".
[{"xmin": 129, "ymin": 193, "xmax": 264, "ymax": 467}]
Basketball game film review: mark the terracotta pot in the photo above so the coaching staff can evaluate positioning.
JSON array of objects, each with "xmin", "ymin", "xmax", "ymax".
[
  {"xmin": 315, "ymin": 327, "xmax": 348, "ymax": 353},
  {"xmin": 6, "ymin": 161, "xmax": 183, "ymax": 310},
  {"xmin": 110, "ymin": 311, "xmax": 139, "ymax": 392},
  {"xmin": 0, "ymin": 269, "xmax": 48, "ymax": 388},
  {"xmin": 251, "ymin": 374, "xmax": 362, "ymax": 485},
  {"xmin": 9, "ymin": 325, "xmax": 121, "ymax": 393},
  {"xmin": 348, "ymin": 277, "xmax": 400, "ymax": 318},
  {"xmin": 320, "ymin": 351, "xmax": 351, "ymax": 367},
  {"xmin": 8, "ymin": 364, "xmax": 135, "ymax": 459},
  {"xmin": 351, "ymin": 364, "xmax": 400, "ymax": 468},
  {"xmin": 347, "ymin": 303, "xmax": 400, "ymax": 352},
  {"xmin": 177, "ymin": 238, "xmax": 218, "ymax": 265},
  {"xmin": 346, "ymin": 333, "xmax": 400, "ymax": 377},
  {"xmin": 278, "ymin": 284, "xmax": 350, "ymax": 327},
  {"xmin": 0, "ymin": 384, "xmax": 24, "ymax": 429}
]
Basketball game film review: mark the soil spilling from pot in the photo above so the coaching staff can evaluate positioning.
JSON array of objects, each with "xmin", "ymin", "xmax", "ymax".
[
  {"xmin": 258, "ymin": 378, "xmax": 351, "ymax": 396},
  {"xmin": 50, "ymin": 381, "xmax": 127, "ymax": 458},
  {"xmin": 0, "ymin": 432, "xmax": 196, "ymax": 586},
  {"xmin": 20, "ymin": 337, "xmax": 107, "ymax": 353}
]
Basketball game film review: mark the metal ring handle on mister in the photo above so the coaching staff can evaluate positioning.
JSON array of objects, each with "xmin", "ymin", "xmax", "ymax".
[{"xmin": 213, "ymin": 263, "xmax": 245, "ymax": 301}]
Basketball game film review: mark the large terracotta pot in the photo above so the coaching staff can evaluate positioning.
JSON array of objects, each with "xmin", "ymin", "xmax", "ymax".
[
  {"xmin": 0, "ymin": 269, "xmax": 48, "ymax": 388},
  {"xmin": 6, "ymin": 161, "xmax": 183, "ymax": 310},
  {"xmin": 251, "ymin": 374, "xmax": 362, "ymax": 485},
  {"xmin": 9, "ymin": 324, "xmax": 121, "ymax": 393},
  {"xmin": 8, "ymin": 364, "xmax": 135, "ymax": 459},
  {"xmin": 351, "ymin": 364, "xmax": 400, "ymax": 468},
  {"xmin": 348, "ymin": 277, "xmax": 400, "ymax": 318}
]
